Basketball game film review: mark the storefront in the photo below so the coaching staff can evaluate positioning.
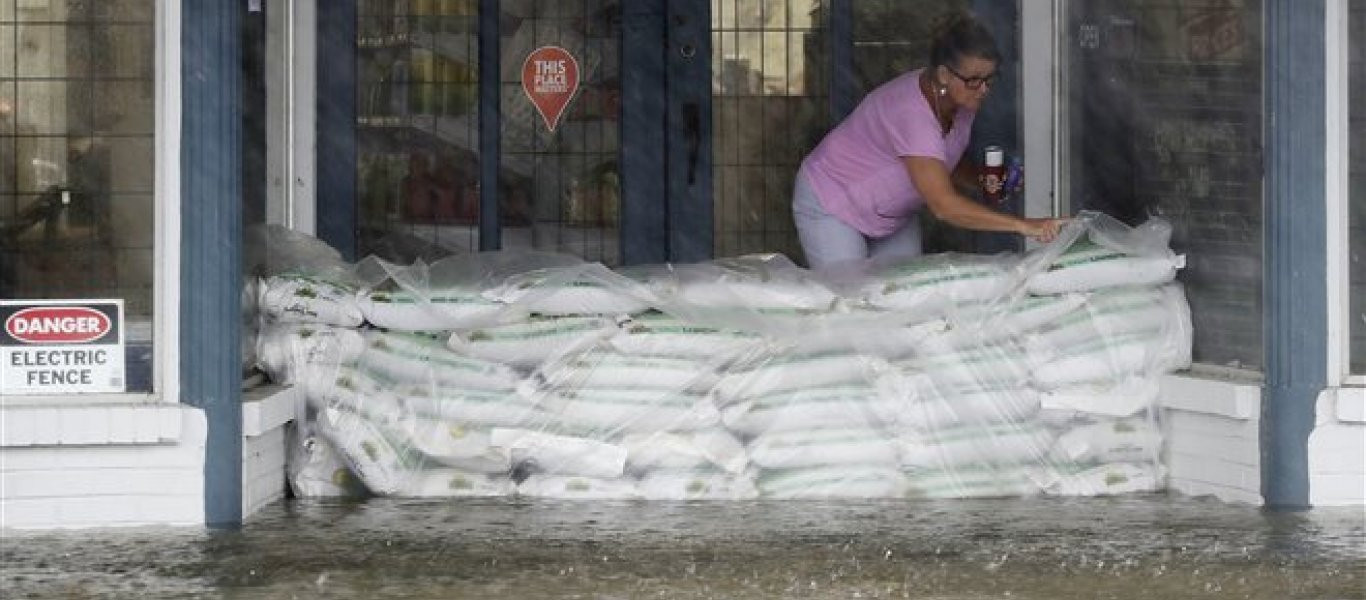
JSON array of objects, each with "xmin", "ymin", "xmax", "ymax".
[{"xmin": 0, "ymin": 0, "xmax": 1361, "ymax": 528}]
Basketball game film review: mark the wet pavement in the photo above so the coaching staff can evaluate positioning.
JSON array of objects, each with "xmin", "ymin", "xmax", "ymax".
[{"xmin": 3, "ymin": 494, "xmax": 1363, "ymax": 599}]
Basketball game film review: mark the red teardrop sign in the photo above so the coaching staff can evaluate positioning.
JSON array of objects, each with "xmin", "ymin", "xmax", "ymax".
[{"xmin": 522, "ymin": 46, "xmax": 580, "ymax": 133}]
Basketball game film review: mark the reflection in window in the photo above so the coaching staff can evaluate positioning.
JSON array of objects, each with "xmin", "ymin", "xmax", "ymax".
[
  {"xmin": 1351, "ymin": 0, "xmax": 1365, "ymax": 374},
  {"xmin": 0, "ymin": 1, "xmax": 156, "ymax": 392},
  {"xmin": 354, "ymin": 0, "xmax": 483, "ymax": 260},
  {"xmin": 1065, "ymin": 1, "xmax": 1264, "ymax": 371},
  {"xmin": 712, "ymin": 0, "xmax": 828, "ymax": 260}
]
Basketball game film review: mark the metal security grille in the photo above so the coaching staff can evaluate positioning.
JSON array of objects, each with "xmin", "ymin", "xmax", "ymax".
[
  {"xmin": 711, "ymin": 0, "xmax": 829, "ymax": 262},
  {"xmin": 499, "ymin": 0, "xmax": 621, "ymax": 265},
  {"xmin": 850, "ymin": 0, "xmax": 970, "ymax": 97},
  {"xmin": 0, "ymin": 0, "xmax": 156, "ymax": 391},
  {"xmin": 0, "ymin": 1, "xmax": 155, "ymax": 306}
]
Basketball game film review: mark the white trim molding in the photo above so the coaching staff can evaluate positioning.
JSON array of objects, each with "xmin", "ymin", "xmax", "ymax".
[
  {"xmin": 1021, "ymin": 0, "xmax": 1056, "ymax": 219},
  {"xmin": 1326, "ymin": 0, "xmax": 1351, "ymax": 386},
  {"xmin": 155, "ymin": 0, "xmax": 182, "ymax": 404}
]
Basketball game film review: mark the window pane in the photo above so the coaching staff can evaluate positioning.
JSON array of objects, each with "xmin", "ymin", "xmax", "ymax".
[
  {"xmin": 0, "ymin": 2, "xmax": 156, "ymax": 393},
  {"xmin": 355, "ymin": 0, "xmax": 486, "ymax": 259},
  {"xmin": 496, "ymin": 1, "xmax": 620, "ymax": 264},
  {"xmin": 1065, "ymin": 0, "xmax": 1264, "ymax": 371},
  {"xmin": 1351, "ymin": 0, "xmax": 1365, "ymax": 374}
]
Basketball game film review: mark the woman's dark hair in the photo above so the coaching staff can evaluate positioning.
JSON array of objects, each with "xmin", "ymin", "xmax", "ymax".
[{"xmin": 929, "ymin": 12, "xmax": 1001, "ymax": 68}]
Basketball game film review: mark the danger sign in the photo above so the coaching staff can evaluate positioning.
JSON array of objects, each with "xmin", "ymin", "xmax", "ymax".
[{"xmin": 1, "ymin": 300, "xmax": 125, "ymax": 395}]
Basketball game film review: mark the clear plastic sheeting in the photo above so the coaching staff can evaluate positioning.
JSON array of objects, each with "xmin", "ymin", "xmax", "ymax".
[{"xmin": 251, "ymin": 212, "xmax": 1193, "ymax": 501}]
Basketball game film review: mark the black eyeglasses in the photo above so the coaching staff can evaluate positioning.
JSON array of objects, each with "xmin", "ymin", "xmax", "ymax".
[{"xmin": 944, "ymin": 64, "xmax": 996, "ymax": 90}]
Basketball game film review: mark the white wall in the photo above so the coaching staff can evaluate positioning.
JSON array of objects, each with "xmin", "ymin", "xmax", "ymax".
[
  {"xmin": 1309, "ymin": 388, "xmax": 1366, "ymax": 506},
  {"xmin": 1, "ymin": 405, "xmax": 207, "ymax": 529},
  {"xmin": 1160, "ymin": 374, "xmax": 1264, "ymax": 505}
]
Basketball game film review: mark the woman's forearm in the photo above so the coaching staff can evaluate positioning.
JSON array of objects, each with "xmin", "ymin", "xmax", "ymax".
[{"xmin": 927, "ymin": 192, "xmax": 1026, "ymax": 234}]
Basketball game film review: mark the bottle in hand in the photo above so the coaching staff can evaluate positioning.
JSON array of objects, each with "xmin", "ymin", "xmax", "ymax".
[{"xmin": 983, "ymin": 145, "xmax": 1006, "ymax": 204}]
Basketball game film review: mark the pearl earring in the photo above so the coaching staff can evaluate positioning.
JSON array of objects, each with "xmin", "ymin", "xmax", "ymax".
[{"xmin": 938, "ymin": 85, "xmax": 947, "ymax": 96}]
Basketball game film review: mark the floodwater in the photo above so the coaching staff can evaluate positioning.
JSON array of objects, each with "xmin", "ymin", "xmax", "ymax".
[{"xmin": 3, "ymin": 495, "xmax": 1363, "ymax": 599}]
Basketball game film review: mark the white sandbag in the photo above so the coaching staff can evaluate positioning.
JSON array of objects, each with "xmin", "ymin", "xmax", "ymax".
[
  {"xmin": 903, "ymin": 466, "xmax": 1042, "ymax": 499},
  {"xmin": 861, "ymin": 254, "xmax": 1015, "ymax": 313},
  {"xmin": 787, "ymin": 316, "xmax": 945, "ymax": 360},
  {"xmin": 533, "ymin": 387, "xmax": 722, "ymax": 434},
  {"xmin": 362, "ymin": 330, "xmax": 522, "ymax": 390},
  {"xmin": 673, "ymin": 278, "xmax": 838, "ymax": 311},
  {"xmin": 259, "ymin": 274, "xmax": 364, "ymax": 327},
  {"xmin": 1030, "ymin": 330, "xmax": 1183, "ymax": 389},
  {"xmin": 898, "ymin": 424, "xmax": 1055, "ymax": 470},
  {"xmin": 636, "ymin": 470, "xmax": 760, "ymax": 500},
  {"xmin": 1024, "ymin": 286, "xmax": 1171, "ymax": 353},
  {"xmin": 721, "ymin": 384, "xmax": 903, "ymax": 436},
  {"xmin": 1048, "ymin": 417, "xmax": 1162, "ymax": 465},
  {"xmin": 299, "ymin": 364, "xmax": 398, "ymax": 414},
  {"xmin": 316, "ymin": 407, "xmax": 415, "ymax": 495},
  {"xmin": 396, "ymin": 383, "xmax": 549, "ymax": 429},
  {"xmin": 448, "ymin": 315, "xmax": 620, "ymax": 370},
  {"xmin": 1037, "ymin": 462, "xmax": 1165, "ymax": 496},
  {"xmin": 927, "ymin": 293, "xmax": 1089, "ymax": 348},
  {"xmin": 490, "ymin": 428, "xmax": 627, "ymax": 479},
  {"xmin": 256, "ymin": 323, "xmax": 366, "ymax": 384},
  {"xmin": 756, "ymin": 465, "xmax": 910, "ymax": 498},
  {"xmin": 1026, "ymin": 241, "xmax": 1183, "ymax": 295},
  {"xmin": 716, "ymin": 353, "xmax": 891, "ymax": 401},
  {"xmin": 608, "ymin": 311, "xmax": 764, "ymax": 360},
  {"xmin": 620, "ymin": 429, "xmax": 749, "ymax": 474},
  {"xmin": 393, "ymin": 468, "xmax": 516, "ymax": 497},
  {"xmin": 484, "ymin": 267, "xmax": 654, "ymax": 316},
  {"xmin": 310, "ymin": 365, "xmax": 540, "ymax": 429},
  {"xmin": 533, "ymin": 351, "xmax": 717, "ymax": 392},
  {"xmin": 386, "ymin": 419, "xmax": 511, "ymax": 473},
  {"xmin": 288, "ymin": 434, "xmax": 368, "ymax": 498},
  {"xmin": 896, "ymin": 387, "xmax": 1041, "ymax": 433},
  {"xmin": 358, "ymin": 288, "xmax": 504, "ymax": 332},
  {"xmin": 892, "ymin": 342, "xmax": 1034, "ymax": 391},
  {"xmin": 746, "ymin": 427, "xmax": 900, "ymax": 469},
  {"xmin": 516, "ymin": 474, "xmax": 640, "ymax": 499},
  {"xmin": 1038, "ymin": 377, "xmax": 1160, "ymax": 418}
]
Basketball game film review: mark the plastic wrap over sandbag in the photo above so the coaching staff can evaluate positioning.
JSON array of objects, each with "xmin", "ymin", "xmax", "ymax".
[
  {"xmin": 246, "ymin": 226, "xmax": 366, "ymax": 329},
  {"xmin": 270, "ymin": 211, "xmax": 1191, "ymax": 500}
]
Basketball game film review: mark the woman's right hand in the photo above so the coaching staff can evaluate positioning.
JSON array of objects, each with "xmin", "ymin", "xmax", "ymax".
[{"xmin": 1018, "ymin": 217, "xmax": 1067, "ymax": 243}]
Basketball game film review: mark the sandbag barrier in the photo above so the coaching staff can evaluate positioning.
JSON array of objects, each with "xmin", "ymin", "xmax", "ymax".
[{"xmin": 251, "ymin": 212, "xmax": 1192, "ymax": 500}]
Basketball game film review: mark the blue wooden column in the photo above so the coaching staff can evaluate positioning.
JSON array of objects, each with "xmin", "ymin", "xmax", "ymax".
[
  {"xmin": 182, "ymin": 0, "xmax": 244, "ymax": 528},
  {"xmin": 1262, "ymin": 0, "xmax": 1328, "ymax": 509}
]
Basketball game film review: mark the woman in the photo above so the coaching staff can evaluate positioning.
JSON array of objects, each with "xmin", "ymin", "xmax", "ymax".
[{"xmin": 792, "ymin": 12, "xmax": 1065, "ymax": 270}]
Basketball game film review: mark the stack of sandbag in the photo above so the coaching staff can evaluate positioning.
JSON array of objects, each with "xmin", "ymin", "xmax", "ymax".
[
  {"xmin": 1018, "ymin": 216, "xmax": 1189, "ymax": 496},
  {"xmin": 256, "ymin": 211, "xmax": 1192, "ymax": 501}
]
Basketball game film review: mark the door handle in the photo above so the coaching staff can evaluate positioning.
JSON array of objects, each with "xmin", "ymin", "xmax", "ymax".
[{"xmin": 684, "ymin": 102, "xmax": 700, "ymax": 185}]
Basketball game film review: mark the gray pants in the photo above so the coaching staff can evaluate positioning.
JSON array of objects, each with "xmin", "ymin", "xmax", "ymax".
[{"xmin": 791, "ymin": 174, "xmax": 922, "ymax": 270}]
